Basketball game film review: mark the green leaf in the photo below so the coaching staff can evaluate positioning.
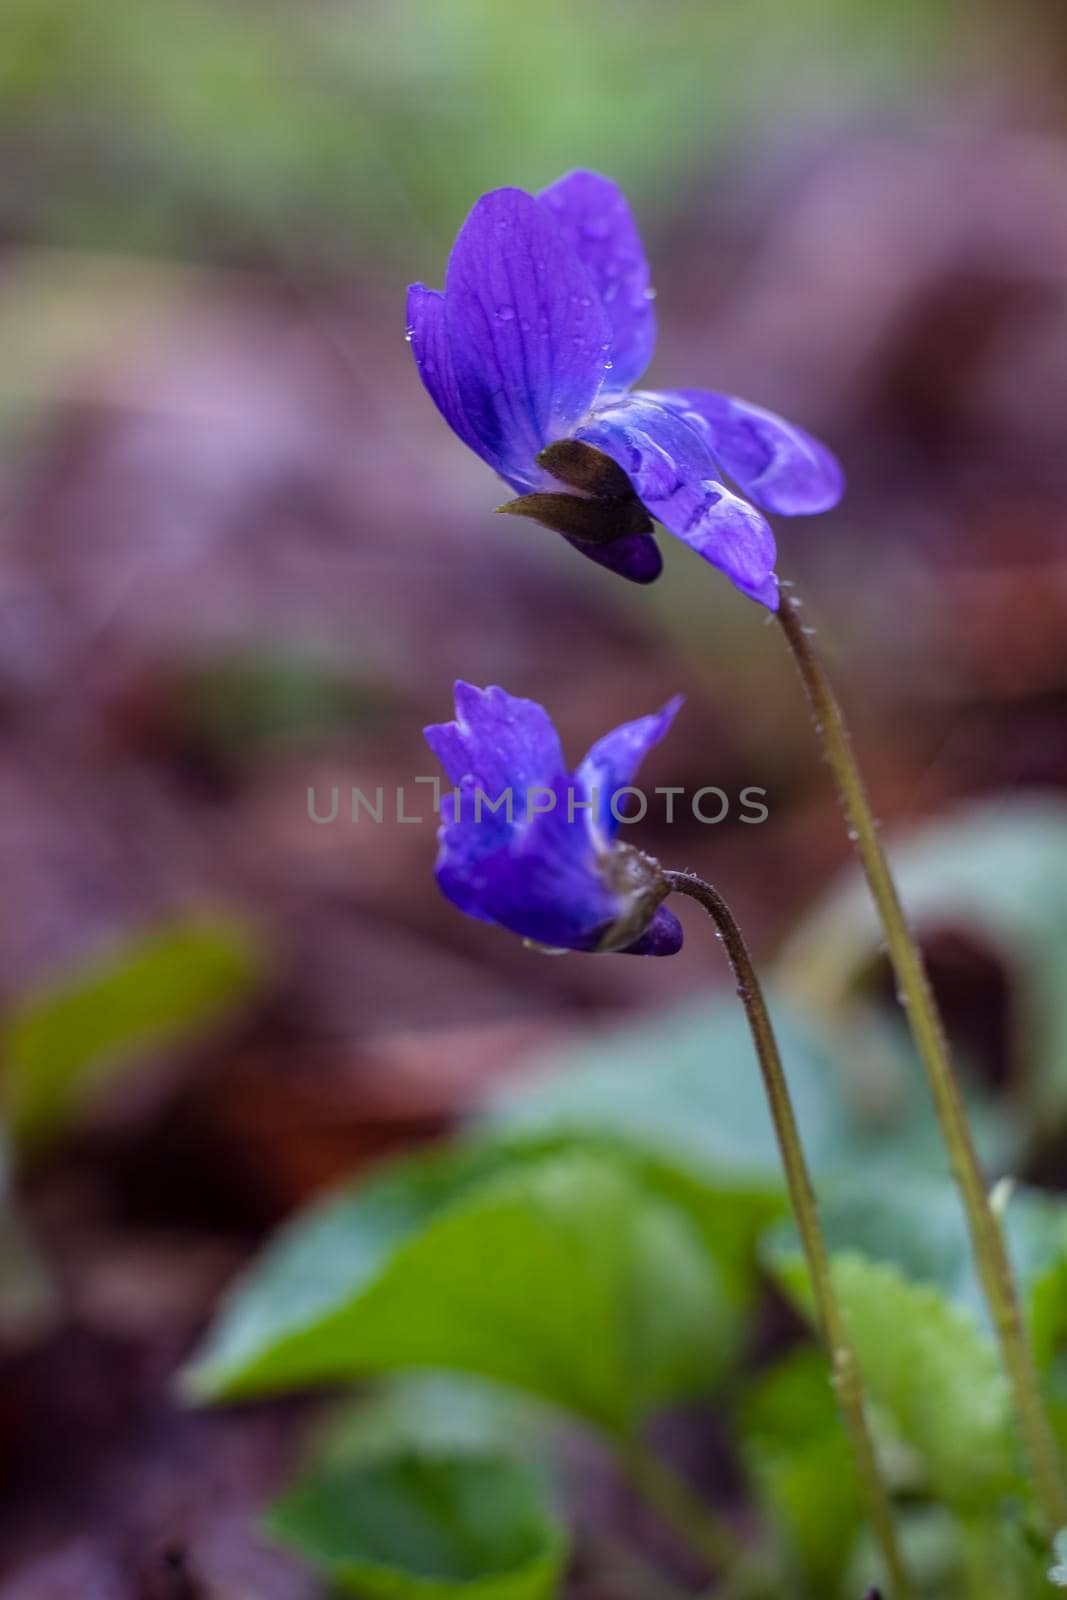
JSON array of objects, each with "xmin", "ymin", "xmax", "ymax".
[
  {"xmin": 953, "ymin": 1514, "xmax": 1054, "ymax": 1600},
  {"xmin": 769, "ymin": 1245, "xmax": 1016, "ymax": 1509},
  {"xmin": 174, "ymin": 650, "xmax": 388, "ymax": 751},
  {"xmin": 268, "ymin": 1379, "xmax": 567, "ymax": 1600},
  {"xmin": 483, "ymin": 999, "xmax": 856, "ymax": 1187},
  {"xmin": 481, "ymin": 995, "xmax": 1019, "ymax": 1312},
  {"xmin": 739, "ymin": 1347, "xmax": 864, "ymax": 1592},
  {"xmin": 480, "ymin": 999, "xmax": 844, "ymax": 1322},
  {"xmin": 185, "ymin": 1149, "xmax": 728, "ymax": 1434},
  {"xmin": 780, "ymin": 1174, "xmax": 1067, "ymax": 1328},
  {"xmin": 183, "ymin": 1141, "xmax": 529, "ymax": 1396},
  {"xmin": 778, "ymin": 796, "xmax": 1067, "ymax": 1133},
  {"xmin": 4, "ymin": 919, "xmax": 262, "ymax": 1151},
  {"xmin": 1023, "ymin": 1211, "xmax": 1067, "ymax": 1453},
  {"xmin": 307, "ymin": 1373, "xmax": 560, "ymax": 1465},
  {"xmin": 269, "ymin": 1455, "xmax": 565, "ymax": 1600}
]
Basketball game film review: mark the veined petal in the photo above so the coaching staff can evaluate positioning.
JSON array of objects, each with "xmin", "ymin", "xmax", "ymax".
[
  {"xmin": 473, "ymin": 772, "xmax": 620, "ymax": 949},
  {"xmin": 405, "ymin": 284, "xmax": 489, "ymax": 465},
  {"xmin": 538, "ymin": 170, "xmax": 656, "ymax": 395},
  {"xmin": 647, "ymin": 389, "xmax": 844, "ymax": 515},
  {"xmin": 444, "ymin": 188, "xmax": 611, "ymax": 488},
  {"xmin": 424, "ymin": 682, "xmax": 566, "ymax": 799},
  {"xmin": 577, "ymin": 396, "xmax": 779, "ymax": 609},
  {"xmin": 434, "ymin": 778, "xmax": 507, "ymax": 924},
  {"xmin": 577, "ymin": 695, "xmax": 684, "ymax": 838}
]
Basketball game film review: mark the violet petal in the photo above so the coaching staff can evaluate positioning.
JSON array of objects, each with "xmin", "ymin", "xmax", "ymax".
[
  {"xmin": 577, "ymin": 696, "xmax": 684, "ymax": 838},
  {"xmin": 538, "ymin": 169, "xmax": 656, "ymax": 395},
  {"xmin": 578, "ymin": 394, "xmax": 779, "ymax": 609},
  {"xmin": 647, "ymin": 388, "xmax": 844, "ymax": 515},
  {"xmin": 443, "ymin": 188, "xmax": 611, "ymax": 490}
]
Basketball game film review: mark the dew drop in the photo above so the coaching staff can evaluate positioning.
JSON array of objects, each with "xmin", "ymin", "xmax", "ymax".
[
  {"xmin": 643, "ymin": 287, "xmax": 658, "ymax": 301},
  {"xmin": 495, "ymin": 304, "xmax": 516, "ymax": 322},
  {"xmin": 404, "ymin": 327, "xmax": 414, "ymax": 342}
]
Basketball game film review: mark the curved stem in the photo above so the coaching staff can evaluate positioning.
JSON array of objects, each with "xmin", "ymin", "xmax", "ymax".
[
  {"xmin": 618, "ymin": 1435, "xmax": 740, "ymax": 1576},
  {"xmin": 665, "ymin": 870, "xmax": 914, "ymax": 1600},
  {"xmin": 775, "ymin": 590, "xmax": 1067, "ymax": 1533}
]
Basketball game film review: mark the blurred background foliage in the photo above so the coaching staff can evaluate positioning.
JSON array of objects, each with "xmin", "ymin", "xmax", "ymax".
[
  {"xmin": 0, "ymin": 0, "xmax": 947, "ymax": 265},
  {"xmin": 3, "ymin": 0, "xmax": 1067, "ymax": 1596}
]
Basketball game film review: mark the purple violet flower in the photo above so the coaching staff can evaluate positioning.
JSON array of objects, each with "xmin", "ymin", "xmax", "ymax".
[
  {"xmin": 424, "ymin": 682, "xmax": 684, "ymax": 955},
  {"xmin": 406, "ymin": 170, "xmax": 843, "ymax": 609}
]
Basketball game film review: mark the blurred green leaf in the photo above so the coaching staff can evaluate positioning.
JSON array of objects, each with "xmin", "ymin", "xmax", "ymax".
[
  {"xmin": 186, "ymin": 1149, "xmax": 728, "ymax": 1434},
  {"xmin": 1022, "ymin": 1211, "xmax": 1067, "ymax": 1453},
  {"xmin": 269, "ymin": 1378, "xmax": 566, "ymax": 1600},
  {"xmin": 269, "ymin": 1374, "xmax": 566, "ymax": 1600},
  {"xmin": 953, "ymin": 1515, "xmax": 1054, "ymax": 1600},
  {"xmin": 0, "ymin": 0, "xmax": 949, "ymax": 265},
  {"xmin": 4, "ymin": 919, "xmax": 262, "ymax": 1151},
  {"xmin": 739, "ymin": 1347, "xmax": 864, "ymax": 1593},
  {"xmin": 184, "ymin": 1140, "xmax": 521, "ymax": 1395},
  {"xmin": 482, "ymin": 995, "xmax": 1020, "ymax": 1312},
  {"xmin": 772, "ymin": 1175, "xmax": 1067, "ymax": 1328},
  {"xmin": 778, "ymin": 797, "xmax": 1067, "ymax": 1134},
  {"xmin": 175, "ymin": 651, "xmax": 389, "ymax": 751},
  {"xmin": 768, "ymin": 1245, "xmax": 1016, "ymax": 1510},
  {"xmin": 484, "ymin": 993, "xmax": 1021, "ymax": 1181},
  {"xmin": 309, "ymin": 1373, "xmax": 560, "ymax": 1466},
  {"xmin": 484, "ymin": 1000, "xmax": 853, "ymax": 1186}
]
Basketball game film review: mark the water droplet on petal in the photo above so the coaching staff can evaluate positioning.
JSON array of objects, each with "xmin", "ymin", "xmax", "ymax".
[
  {"xmin": 643, "ymin": 287, "xmax": 658, "ymax": 301},
  {"xmin": 404, "ymin": 327, "xmax": 414, "ymax": 342},
  {"xmin": 495, "ymin": 304, "xmax": 516, "ymax": 322}
]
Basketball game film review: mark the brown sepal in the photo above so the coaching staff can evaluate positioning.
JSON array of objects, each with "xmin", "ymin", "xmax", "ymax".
[
  {"xmin": 537, "ymin": 438, "xmax": 635, "ymax": 499},
  {"xmin": 496, "ymin": 492, "xmax": 652, "ymax": 546}
]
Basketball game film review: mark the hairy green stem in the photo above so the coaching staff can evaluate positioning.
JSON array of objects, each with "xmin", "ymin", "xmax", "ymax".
[
  {"xmin": 664, "ymin": 870, "xmax": 914, "ymax": 1599},
  {"xmin": 776, "ymin": 589, "xmax": 1067, "ymax": 1533}
]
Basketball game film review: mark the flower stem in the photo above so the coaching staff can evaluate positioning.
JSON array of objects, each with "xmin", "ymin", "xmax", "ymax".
[
  {"xmin": 664, "ymin": 869, "xmax": 914, "ymax": 1600},
  {"xmin": 775, "ymin": 590, "xmax": 1067, "ymax": 1533},
  {"xmin": 617, "ymin": 1434, "xmax": 739, "ymax": 1576}
]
